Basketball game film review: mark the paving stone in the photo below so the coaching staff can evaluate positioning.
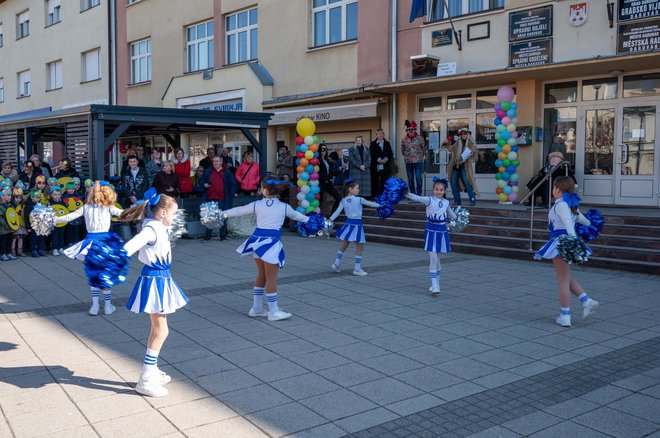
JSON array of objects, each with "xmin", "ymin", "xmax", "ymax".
[
  {"xmin": 93, "ymin": 410, "xmax": 177, "ymax": 437},
  {"xmin": 289, "ymin": 349, "xmax": 351, "ymax": 371},
  {"xmin": 175, "ymin": 354, "xmax": 236, "ymax": 378},
  {"xmin": 433, "ymin": 381, "xmax": 486, "ymax": 402},
  {"xmin": 581, "ymin": 385, "xmax": 634, "ymax": 405},
  {"xmin": 394, "ymin": 366, "xmax": 463, "ymax": 392},
  {"xmin": 77, "ymin": 391, "xmax": 153, "ymax": 423},
  {"xmin": 270, "ymin": 372, "xmax": 341, "ymax": 400},
  {"xmin": 244, "ymin": 358, "xmax": 308, "ymax": 382},
  {"xmin": 607, "ymin": 393, "xmax": 660, "ymax": 424},
  {"xmin": 216, "ymin": 384, "xmax": 292, "ymax": 415},
  {"xmin": 574, "ymin": 406, "xmax": 659, "ymax": 438},
  {"xmin": 331, "ymin": 342, "xmax": 389, "ymax": 362},
  {"xmin": 435, "ymin": 357, "xmax": 501, "ymax": 380},
  {"xmin": 542, "ymin": 397, "xmax": 601, "ymax": 419},
  {"xmin": 159, "ymin": 396, "xmax": 237, "ymax": 430},
  {"xmin": 351, "ymin": 377, "xmax": 423, "ymax": 405},
  {"xmin": 282, "ymin": 422, "xmax": 346, "ymax": 438},
  {"xmin": 501, "ymin": 411, "xmax": 562, "ymax": 436},
  {"xmin": 299, "ymin": 389, "xmax": 378, "ymax": 421},
  {"xmin": 361, "ymin": 353, "xmax": 424, "ymax": 375},
  {"xmin": 334, "ymin": 407, "xmax": 399, "ymax": 434},
  {"xmin": 529, "ymin": 420, "xmax": 611, "ymax": 438},
  {"xmin": 385, "ymin": 394, "xmax": 446, "ymax": 416},
  {"xmin": 246, "ymin": 402, "xmax": 326, "ymax": 437},
  {"xmin": 195, "ymin": 368, "xmax": 262, "ymax": 395},
  {"xmin": 318, "ymin": 362, "xmax": 387, "ymax": 387}
]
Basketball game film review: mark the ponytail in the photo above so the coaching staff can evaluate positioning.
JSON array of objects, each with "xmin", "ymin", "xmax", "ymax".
[{"xmin": 119, "ymin": 190, "xmax": 177, "ymax": 222}]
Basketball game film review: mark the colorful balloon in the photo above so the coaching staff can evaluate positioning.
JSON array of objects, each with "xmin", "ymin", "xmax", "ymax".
[
  {"xmin": 508, "ymin": 193, "xmax": 519, "ymax": 202},
  {"xmin": 295, "ymin": 136, "xmax": 304, "ymax": 145},
  {"xmin": 304, "ymin": 136, "xmax": 314, "ymax": 145},
  {"xmin": 300, "ymin": 144, "xmax": 309, "ymax": 152},
  {"xmin": 501, "ymin": 116, "xmax": 511, "ymax": 126},
  {"xmin": 296, "ymin": 118, "xmax": 316, "ymax": 137},
  {"xmin": 497, "ymin": 86, "xmax": 515, "ymax": 102},
  {"xmin": 502, "ymin": 145, "xmax": 511, "ymax": 153},
  {"xmin": 498, "ymin": 193, "xmax": 508, "ymax": 202},
  {"xmin": 304, "ymin": 150, "xmax": 314, "ymax": 159},
  {"xmin": 501, "ymin": 100, "xmax": 511, "ymax": 111}
]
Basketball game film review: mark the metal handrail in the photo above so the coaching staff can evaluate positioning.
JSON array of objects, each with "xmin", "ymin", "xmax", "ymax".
[{"xmin": 519, "ymin": 161, "xmax": 570, "ymax": 251}]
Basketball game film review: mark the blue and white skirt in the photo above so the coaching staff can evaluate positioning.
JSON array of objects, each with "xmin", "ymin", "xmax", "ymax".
[
  {"xmin": 236, "ymin": 228, "xmax": 285, "ymax": 267},
  {"xmin": 424, "ymin": 222, "xmax": 451, "ymax": 253},
  {"xmin": 534, "ymin": 231, "xmax": 593, "ymax": 260},
  {"xmin": 126, "ymin": 264, "xmax": 188, "ymax": 314},
  {"xmin": 336, "ymin": 218, "xmax": 366, "ymax": 243},
  {"xmin": 64, "ymin": 231, "xmax": 111, "ymax": 261}
]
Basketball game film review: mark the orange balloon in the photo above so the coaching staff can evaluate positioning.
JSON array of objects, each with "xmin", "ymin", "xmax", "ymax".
[
  {"xmin": 498, "ymin": 152, "xmax": 507, "ymax": 160},
  {"xmin": 300, "ymin": 158, "xmax": 309, "ymax": 166},
  {"xmin": 498, "ymin": 167, "xmax": 506, "ymax": 173},
  {"xmin": 297, "ymin": 165, "xmax": 305, "ymax": 174},
  {"xmin": 496, "ymin": 187, "xmax": 503, "ymax": 194},
  {"xmin": 309, "ymin": 143, "xmax": 319, "ymax": 152},
  {"xmin": 502, "ymin": 145, "xmax": 511, "ymax": 153}
]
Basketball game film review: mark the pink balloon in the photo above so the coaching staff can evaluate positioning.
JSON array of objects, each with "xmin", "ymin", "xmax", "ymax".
[
  {"xmin": 501, "ymin": 116, "xmax": 511, "ymax": 126},
  {"xmin": 511, "ymin": 131, "xmax": 519, "ymax": 138},
  {"xmin": 508, "ymin": 193, "xmax": 519, "ymax": 202},
  {"xmin": 496, "ymin": 109, "xmax": 507, "ymax": 119},
  {"xmin": 497, "ymin": 86, "xmax": 515, "ymax": 103},
  {"xmin": 309, "ymin": 172, "xmax": 319, "ymax": 181}
]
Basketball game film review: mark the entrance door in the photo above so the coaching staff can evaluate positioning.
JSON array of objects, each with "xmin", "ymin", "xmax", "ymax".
[
  {"xmin": 578, "ymin": 105, "xmax": 616, "ymax": 204},
  {"xmin": 616, "ymin": 105, "xmax": 658, "ymax": 206},
  {"xmin": 420, "ymin": 116, "xmax": 470, "ymax": 195}
]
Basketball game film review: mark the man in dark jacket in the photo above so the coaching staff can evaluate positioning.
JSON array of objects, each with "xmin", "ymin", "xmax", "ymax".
[
  {"xmin": 199, "ymin": 156, "xmax": 237, "ymax": 241},
  {"xmin": 121, "ymin": 155, "xmax": 150, "ymax": 235},
  {"xmin": 369, "ymin": 128, "xmax": 394, "ymax": 197}
]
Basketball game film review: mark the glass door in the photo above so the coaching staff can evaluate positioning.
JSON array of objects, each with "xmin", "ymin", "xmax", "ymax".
[
  {"xmin": 616, "ymin": 105, "xmax": 657, "ymax": 206},
  {"xmin": 419, "ymin": 117, "xmax": 469, "ymax": 195},
  {"xmin": 578, "ymin": 105, "xmax": 616, "ymax": 204}
]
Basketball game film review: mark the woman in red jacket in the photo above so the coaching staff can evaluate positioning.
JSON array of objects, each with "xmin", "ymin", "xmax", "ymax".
[
  {"xmin": 235, "ymin": 152, "xmax": 261, "ymax": 196},
  {"xmin": 172, "ymin": 148, "xmax": 192, "ymax": 197}
]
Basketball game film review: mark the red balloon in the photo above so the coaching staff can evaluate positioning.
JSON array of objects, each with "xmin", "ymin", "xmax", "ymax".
[
  {"xmin": 297, "ymin": 151, "xmax": 304, "ymax": 158},
  {"xmin": 315, "ymin": 194, "xmax": 321, "ymax": 199},
  {"xmin": 295, "ymin": 136, "xmax": 304, "ymax": 145},
  {"xmin": 309, "ymin": 158, "xmax": 319, "ymax": 166}
]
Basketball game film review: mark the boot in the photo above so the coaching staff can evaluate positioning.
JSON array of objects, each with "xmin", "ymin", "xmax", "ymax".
[{"xmin": 16, "ymin": 238, "xmax": 25, "ymax": 257}]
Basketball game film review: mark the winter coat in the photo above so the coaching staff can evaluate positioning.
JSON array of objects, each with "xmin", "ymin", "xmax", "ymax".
[
  {"xmin": 369, "ymin": 139, "xmax": 394, "ymax": 175},
  {"xmin": 172, "ymin": 154, "xmax": 192, "ymax": 194},
  {"xmin": 153, "ymin": 171, "xmax": 180, "ymax": 197},
  {"xmin": 276, "ymin": 152, "xmax": 294, "ymax": 179},
  {"xmin": 54, "ymin": 167, "xmax": 80, "ymax": 180},
  {"xmin": 199, "ymin": 166, "xmax": 237, "ymax": 209},
  {"xmin": 348, "ymin": 145, "xmax": 371, "ymax": 197},
  {"xmin": 146, "ymin": 159, "xmax": 164, "ymax": 185},
  {"xmin": 235, "ymin": 161, "xmax": 260, "ymax": 192},
  {"xmin": 448, "ymin": 138, "xmax": 480, "ymax": 196},
  {"xmin": 121, "ymin": 166, "xmax": 150, "ymax": 206}
]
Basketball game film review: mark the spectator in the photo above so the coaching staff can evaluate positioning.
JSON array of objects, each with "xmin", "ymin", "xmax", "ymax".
[
  {"xmin": 276, "ymin": 145, "xmax": 294, "ymax": 180},
  {"xmin": 199, "ymin": 156, "xmax": 237, "ymax": 241},
  {"xmin": 200, "ymin": 147, "xmax": 215, "ymax": 170},
  {"xmin": 54, "ymin": 157, "xmax": 81, "ymax": 180},
  {"xmin": 19, "ymin": 161, "xmax": 39, "ymax": 189},
  {"xmin": 30, "ymin": 154, "xmax": 52, "ymax": 178},
  {"xmin": 235, "ymin": 152, "xmax": 261, "ymax": 196},
  {"xmin": 121, "ymin": 148, "xmax": 145, "ymax": 175},
  {"xmin": 121, "ymin": 155, "xmax": 150, "ymax": 206},
  {"xmin": 172, "ymin": 148, "xmax": 192, "ymax": 198},
  {"xmin": 448, "ymin": 128, "xmax": 478, "ymax": 206},
  {"xmin": 401, "ymin": 120, "xmax": 426, "ymax": 196},
  {"xmin": 152, "ymin": 161, "xmax": 180, "ymax": 198},
  {"xmin": 191, "ymin": 166, "xmax": 206, "ymax": 197},
  {"xmin": 348, "ymin": 135, "xmax": 371, "ymax": 198},
  {"xmin": 333, "ymin": 150, "xmax": 351, "ymax": 186},
  {"xmin": 369, "ymin": 128, "xmax": 394, "ymax": 197},
  {"xmin": 318, "ymin": 144, "xmax": 341, "ymax": 213},
  {"xmin": 136, "ymin": 145, "xmax": 148, "ymax": 164},
  {"xmin": 1, "ymin": 162, "xmax": 19, "ymax": 183},
  {"xmin": 146, "ymin": 148, "xmax": 164, "ymax": 185},
  {"xmin": 220, "ymin": 147, "xmax": 234, "ymax": 167}
]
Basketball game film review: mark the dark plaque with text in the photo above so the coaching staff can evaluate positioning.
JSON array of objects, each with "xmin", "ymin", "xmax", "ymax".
[{"xmin": 509, "ymin": 5, "xmax": 553, "ymax": 42}]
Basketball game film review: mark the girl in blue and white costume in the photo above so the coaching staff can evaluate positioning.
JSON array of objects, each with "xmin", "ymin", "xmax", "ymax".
[
  {"xmin": 222, "ymin": 179, "xmax": 310, "ymax": 321},
  {"xmin": 120, "ymin": 190, "xmax": 187, "ymax": 397},
  {"xmin": 56, "ymin": 181, "xmax": 123, "ymax": 316},
  {"xmin": 534, "ymin": 176, "xmax": 599, "ymax": 327},
  {"xmin": 405, "ymin": 178, "xmax": 456, "ymax": 295},
  {"xmin": 330, "ymin": 180, "xmax": 383, "ymax": 276}
]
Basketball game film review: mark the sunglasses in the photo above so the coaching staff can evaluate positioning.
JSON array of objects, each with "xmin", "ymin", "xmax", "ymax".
[{"xmin": 406, "ymin": 128, "xmax": 416, "ymax": 132}]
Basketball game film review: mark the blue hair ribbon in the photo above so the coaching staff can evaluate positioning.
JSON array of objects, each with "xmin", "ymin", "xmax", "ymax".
[
  {"xmin": 265, "ymin": 179, "xmax": 294, "ymax": 187},
  {"xmin": 136, "ymin": 188, "xmax": 161, "ymax": 218},
  {"xmin": 343, "ymin": 177, "xmax": 354, "ymax": 186},
  {"xmin": 433, "ymin": 176, "xmax": 449, "ymax": 186},
  {"xmin": 99, "ymin": 180, "xmax": 110, "ymax": 186},
  {"xmin": 562, "ymin": 192, "xmax": 581, "ymax": 208}
]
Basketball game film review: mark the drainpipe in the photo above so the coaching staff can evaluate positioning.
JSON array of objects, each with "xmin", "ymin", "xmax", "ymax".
[
  {"xmin": 109, "ymin": 0, "xmax": 117, "ymax": 105},
  {"xmin": 391, "ymin": 0, "xmax": 398, "ymax": 165}
]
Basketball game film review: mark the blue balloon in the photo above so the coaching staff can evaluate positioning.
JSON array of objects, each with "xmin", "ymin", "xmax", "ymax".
[
  {"xmin": 494, "ymin": 118, "xmax": 502, "ymax": 126},
  {"xmin": 511, "ymin": 102, "xmax": 518, "ymax": 109},
  {"xmin": 507, "ymin": 165, "xmax": 516, "ymax": 173},
  {"xmin": 313, "ymin": 152, "xmax": 319, "ymax": 158},
  {"xmin": 305, "ymin": 164, "xmax": 314, "ymax": 173},
  {"xmin": 300, "ymin": 144, "xmax": 309, "ymax": 152},
  {"xmin": 506, "ymin": 109, "xmax": 517, "ymax": 118},
  {"xmin": 296, "ymin": 206, "xmax": 306, "ymax": 214},
  {"xmin": 295, "ymin": 158, "xmax": 301, "ymax": 166},
  {"xmin": 495, "ymin": 132, "xmax": 501, "ymax": 140},
  {"xmin": 503, "ymin": 186, "xmax": 512, "ymax": 195},
  {"xmin": 512, "ymin": 145, "xmax": 519, "ymax": 152},
  {"xmin": 501, "ymin": 130, "xmax": 511, "ymax": 140},
  {"xmin": 306, "ymin": 193, "xmax": 315, "ymax": 201},
  {"xmin": 495, "ymin": 159, "xmax": 502, "ymax": 167},
  {"xmin": 501, "ymin": 172, "xmax": 511, "ymax": 181},
  {"xmin": 495, "ymin": 146, "xmax": 502, "ymax": 154},
  {"xmin": 311, "ymin": 185, "xmax": 320, "ymax": 194},
  {"xmin": 300, "ymin": 172, "xmax": 310, "ymax": 181}
]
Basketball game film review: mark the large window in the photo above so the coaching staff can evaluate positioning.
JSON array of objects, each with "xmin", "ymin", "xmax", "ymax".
[
  {"xmin": 47, "ymin": 60, "xmax": 63, "ymax": 90},
  {"xmin": 0, "ymin": 78, "xmax": 4, "ymax": 102},
  {"xmin": 81, "ymin": 0, "xmax": 100, "ymax": 11},
  {"xmin": 130, "ymin": 39, "xmax": 151, "ymax": 83},
  {"xmin": 46, "ymin": 0, "xmax": 61, "ymax": 26},
  {"xmin": 312, "ymin": 0, "xmax": 357, "ymax": 47},
  {"xmin": 17, "ymin": 10, "xmax": 30, "ymax": 39},
  {"xmin": 623, "ymin": 72, "xmax": 660, "ymax": 98},
  {"xmin": 545, "ymin": 81, "xmax": 577, "ymax": 104},
  {"xmin": 82, "ymin": 48, "xmax": 100, "ymax": 82},
  {"xmin": 0, "ymin": 23, "xmax": 4, "ymax": 47},
  {"xmin": 430, "ymin": 0, "xmax": 503, "ymax": 21},
  {"xmin": 226, "ymin": 9, "xmax": 256, "ymax": 64},
  {"xmin": 187, "ymin": 20, "xmax": 214, "ymax": 71},
  {"xmin": 17, "ymin": 70, "xmax": 30, "ymax": 97}
]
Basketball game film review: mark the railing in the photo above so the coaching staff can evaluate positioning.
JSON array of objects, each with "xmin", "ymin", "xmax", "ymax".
[{"xmin": 519, "ymin": 161, "xmax": 570, "ymax": 251}]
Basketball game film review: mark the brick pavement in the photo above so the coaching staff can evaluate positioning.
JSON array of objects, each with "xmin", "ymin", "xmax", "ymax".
[{"xmin": 0, "ymin": 233, "xmax": 659, "ymax": 437}]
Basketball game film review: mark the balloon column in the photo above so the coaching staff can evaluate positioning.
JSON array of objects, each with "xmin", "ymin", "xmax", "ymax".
[
  {"xmin": 493, "ymin": 86, "xmax": 520, "ymax": 203},
  {"xmin": 294, "ymin": 118, "xmax": 322, "ymax": 214}
]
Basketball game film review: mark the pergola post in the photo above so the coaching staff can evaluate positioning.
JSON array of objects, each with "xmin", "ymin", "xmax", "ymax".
[
  {"xmin": 93, "ymin": 118, "xmax": 105, "ymax": 180},
  {"xmin": 23, "ymin": 128, "xmax": 33, "ymax": 161},
  {"xmin": 240, "ymin": 127, "xmax": 268, "ymax": 177}
]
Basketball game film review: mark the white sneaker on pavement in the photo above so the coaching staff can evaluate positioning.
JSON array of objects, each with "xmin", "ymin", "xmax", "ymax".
[
  {"xmin": 135, "ymin": 373, "xmax": 168, "ymax": 397},
  {"xmin": 582, "ymin": 298, "xmax": 599, "ymax": 320},
  {"xmin": 157, "ymin": 368, "xmax": 171, "ymax": 385},
  {"xmin": 58, "ymin": 249, "xmax": 66, "ymax": 255},
  {"xmin": 89, "ymin": 304, "xmax": 99, "ymax": 316},
  {"xmin": 104, "ymin": 303, "xmax": 116, "ymax": 315},
  {"xmin": 268, "ymin": 310, "xmax": 292, "ymax": 321},
  {"xmin": 331, "ymin": 263, "xmax": 341, "ymax": 273},
  {"xmin": 52, "ymin": 250, "xmax": 59, "ymax": 256},
  {"xmin": 430, "ymin": 287, "xmax": 441, "ymax": 296},
  {"xmin": 353, "ymin": 269, "xmax": 368, "ymax": 276},
  {"xmin": 555, "ymin": 314, "xmax": 571, "ymax": 327},
  {"xmin": 248, "ymin": 308, "xmax": 269, "ymax": 318}
]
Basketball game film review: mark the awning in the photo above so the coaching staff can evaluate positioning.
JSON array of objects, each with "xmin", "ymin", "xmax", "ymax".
[{"xmin": 270, "ymin": 99, "xmax": 380, "ymax": 126}]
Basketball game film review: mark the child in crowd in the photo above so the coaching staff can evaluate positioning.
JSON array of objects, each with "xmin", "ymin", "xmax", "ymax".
[
  {"xmin": 0, "ymin": 187, "xmax": 15, "ymax": 261},
  {"xmin": 47, "ymin": 177, "xmax": 58, "ymax": 193},
  {"xmin": 330, "ymin": 181, "xmax": 382, "ymax": 276},
  {"xmin": 49, "ymin": 187, "xmax": 67, "ymax": 255},
  {"xmin": 63, "ymin": 182, "xmax": 84, "ymax": 245},
  {"xmin": 534, "ymin": 176, "xmax": 599, "ymax": 327},
  {"xmin": 405, "ymin": 178, "xmax": 457, "ymax": 295},
  {"xmin": 222, "ymin": 179, "xmax": 310, "ymax": 321},
  {"xmin": 72, "ymin": 177, "xmax": 83, "ymax": 197},
  {"xmin": 11, "ymin": 187, "xmax": 27, "ymax": 257},
  {"xmin": 25, "ymin": 190, "xmax": 46, "ymax": 258},
  {"xmin": 56, "ymin": 181, "xmax": 124, "ymax": 315},
  {"xmin": 84, "ymin": 179, "xmax": 94, "ymax": 198},
  {"xmin": 34, "ymin": 175, "xmax": 48, "ymax": 204},
  {"xmin": 120, "ymin": 190, "xmax": 187, "ymax": 397},
  {"xmin": 1, "ymin": 162, "xmax": 19, "ymax": 183}
]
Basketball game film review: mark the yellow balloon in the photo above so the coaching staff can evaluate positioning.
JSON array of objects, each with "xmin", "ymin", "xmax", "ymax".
[
  {"xmin": 502, "ymin": 145, "xmax": 511, "ymax": 154},
  {"xmin": 296, "ymin": 118, "xmax": 316, "ymax": 138},
  {"xmin": 304, "ymin": 150, "xmax": 314, "ymax": 160}
]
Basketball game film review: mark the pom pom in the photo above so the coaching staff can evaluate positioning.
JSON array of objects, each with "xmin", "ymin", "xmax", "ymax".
[
  {"xmin": 83, "ymin": 233, "xmax": 129, "ymax": 289},
  {"xmin": 383, "ymin": 178, "xmax": 409, "ymax": 204},
  {"xmin": 316, "ymin": 219, "xmax": 335, "ymax": 239},
  {"xmin": 562, "ymin": 193, "xmax": 581, "ymax": 208},
  {"xmin": 227, "ymin": 214, "xmax": 257, "ymax": 237},
  {"xmin": 168, "ymin": 209, "xmax": 187, "ymax": 244},
  {"xmin": 557, "ymin": 234, "xmax": 589, "ymax": 265},
  {"xmin": 575, "ymin": 209, "xmax": 604, "ymax": 243},
  {"xmin": 29, "ymin": 204, "xmax": 56, "ymax": 236},
  {"xmin": 200, "ymin": 202, "xmax": 225, "ymax": 229},
  {"xmin": 448, "ymin": 206, "xmax": 470, "ymax": 233},
  {"xmin": 296, "ymin": 213, "xmax": 325, "ymax": 237},
  {"xmin": 375, "ymin": 200, "xmax": 395, "ymax": 219}
]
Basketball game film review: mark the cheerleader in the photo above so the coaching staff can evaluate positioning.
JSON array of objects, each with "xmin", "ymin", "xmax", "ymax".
[
  {"xmin": 222, "ymin": 179, "xmax": 309, "ymax": 321},
  {"xmin": 120, "ymin": 190, "xmax": 187, "ymax": 397},
  {"xmin": 405, "ymin": 178, "xmax": 456, "ymax": 295},
  {"xmin": 55, "ymin": 181, "xmax": 123, "ymax": 315},
  {"xmin": 534, "ymin": 176, "xmax": 599, "ymax": 327},
  {"xmin": 329, "ymin": 180, "xmax": 382, "ymax": 276}
]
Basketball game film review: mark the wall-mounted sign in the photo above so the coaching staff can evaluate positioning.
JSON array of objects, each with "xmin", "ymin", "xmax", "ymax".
[
  {"xmin": 509, "ymin": 5, "xmax": 553, "ymax": 41},
  {"xmin": 432, "ymin": 29, "xmax": 453, "ymax": 47},
  {"xmin": 185, "ymin": 99, "xmax": 244, "ymax": 112},
  {"xmin": 509, "ymin": 38, "xmax": 553, "ymax": 68},
  {"xmin": 270, "ymin": 100, "xmax": 379, "ymax": 125},
  {"xmin": 436, "ymin": 62, "xmax": 457, "ymax": 77},
  {"xmin": 618, "ymin": 0, "xmax": 660, "ymax": 22},
  {"xmin": 569, "ymin": 2, "xmax": 588, "ymax": 27},
  {"xmin": 467, "ymin": 21, "xmax": 490, "ymax": 41},
  {"xmin": 617, "ymin": 17, "xmax": 660, "ymax": 54}
]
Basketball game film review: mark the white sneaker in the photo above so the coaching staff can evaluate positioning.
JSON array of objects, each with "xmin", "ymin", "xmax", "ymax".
[
  {"xmin": 430, "ymin": 287, "xmax": 441, "ymax": 296},
  {"xmin": 104, "ymin": 303, "xmax": 116, "ymax": 315},
  {"xmin": 89, "ymin": 304, "xmax": 99, "ymax": 316},
  {"xmin": 268, "ymin": 310, "xmax": 292, "ymax": 321},
  {"xmin": 157, "ymin": 368, "xmax": 171, "ymax": 385},
  {"xmin": 52, "ymin": 249, "xmax": 59, "ymax": 256},
  {"xmin": 58, "ymin": 249, "xmax": 66, "ymax": 255},
  {"xmin": 353, "ymin": 269, "xmax": 368, "ymax": 276},
  {"xmin": 555, "ymin": 314, "xmax": 571, "ymax": 327},
  {"xmin": 331, "ymin": 263, "xmax": 341, "ymax": 273},
  {"xmin": 248, "ymin": 308, "xmax": 269, "ymax": 318},
  {"xmin": 135, "ymin": 373, "xmax": 168, "ymax": 397},
  {"xmin": 582, "ymin": 299, "xmax": 599, "ymax": 320}
]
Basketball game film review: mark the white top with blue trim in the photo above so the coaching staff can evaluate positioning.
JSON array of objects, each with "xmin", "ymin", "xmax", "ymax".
[
  {"xmin": 405, "ymin": 194, "xmax": 457, "ymax": 222},
  {"xmin": 223, "ymin": 198, "xmax": 309, "ymax": 229},
  {"xmin": 55, "ymin": 204, "xmax": 123, "ymax": 232},
  {"xmin": 330, "ymin": 195, "xmax": 381, "ymax": 221},
  {"xmin": 549, "ymin": 199, "xmax": 590, "ymax": 236},
  {"xmin": 124, "ymin": 219, "xmax": 171, "ymax": 267}
]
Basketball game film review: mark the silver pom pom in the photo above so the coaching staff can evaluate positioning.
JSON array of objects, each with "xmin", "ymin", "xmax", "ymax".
[
  {"xmin": 29, "ymin": 204, "xmax": 56, "ymax": 236},
  {"xmin": 448, "ymin": 206, "xmax": 470, "ymax": 233},
  {"xmin": 227, "ymin": 214, "xmax": 256, "ymax": 237},
  {"xmin": 200, "ymin": 202, "xmax": 225, "ymax": 229},
  {"xmin": 316, "ymin": 219, "xmax": 335, "ymax": 239},
  {"xmin": 168, "ymin": 209, "xmax": 187, "ymax": 243}
]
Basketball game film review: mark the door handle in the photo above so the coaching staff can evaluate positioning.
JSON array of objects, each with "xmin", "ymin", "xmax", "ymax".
[{"xmin": 617, "ymin": 144, "xmax": 629, "ymax": 164}]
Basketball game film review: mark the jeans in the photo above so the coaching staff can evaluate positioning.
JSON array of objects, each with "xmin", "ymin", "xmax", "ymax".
[
  {"xmin": 405, "ymin": 162, "xmax": 424, "ymax": 195},
  {"xmin": 51, "ymin": 227, "xmax": 65, "ymax": 251},
  {"xmin": 29, "ymin": 231, "xmax": 45, "ymax": 253},
  {"xmin": 451, "ymin": 165, "xmax": 476, "ymax": 205},
  {"xmin": 204, "ymin": 200, "xmax": 228, "ymax": 240}
]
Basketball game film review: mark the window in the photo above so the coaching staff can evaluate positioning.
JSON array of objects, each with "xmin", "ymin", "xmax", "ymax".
[
  {"xmin": 623, "ymin": 72, "xmax": 660, "ymax": 98},
  {"xmin": 18, "ymin": 70, "xmax": 30, "ymax": 97},
  {"xmin": 0, "ymin": 23, "xmax": 4, "ymax": 47},
  {"xmin": 46, "ymin": 0, "xmax": 61, "ymax": 26},
  {"xmin": 187, "ymin": 20, "xmax": 214, "ymax": 71},
  {"xmin": 543, "ymin": 107, "xmax": 577, "ymax": 169},
  {"xmin": 81, "ymin": 0, "xmax": 100, "ymax": 11},
  {"xmin": 17, "ymin": 10, "xmax": 30, "ymax": 39},
  {"xmin": 312, "ymin": 0, "xmax": 357, "ymax": 47},
  {"xmin": 582, "ymin": 77, "xmax": 617, "ymax": 101},
  {"xmin": 82, "ymin": 48, "xmax": 100, "ymax": 82},
  {"xmin": 47, "ymin": 60, "xmax": 63, "ymax": 90},
  {"xmin": 430, "ymin": 0, "xmax": 503, "ymax": 21},
  {"xmin": 0, "ymin": 78, "xmax": 4, "ymax": 102},
  {"xmin": 544, "ymin": 81, "xmax": 577, "ymax": 104},
  {"xmin": 130, "ymin": 39, "xmax": 151, "ymax": 83},
  {"xmin": 418, "ymin": 96, "xmax": 442, "ymax": 112},
  {"xmin": 226, "ymin": 9, "xmax": 256, "ymax": 64},
  {"xmin": 447, "ymin": 94, "xmax": 472, "ymax": 110}
]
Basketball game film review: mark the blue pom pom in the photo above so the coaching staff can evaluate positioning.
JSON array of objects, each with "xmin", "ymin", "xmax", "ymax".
[
  {"xmin": 376, "ymin": 203, "xmax": 394, "ymax": 219},
  {"xmin": 562, "ymin": 193, "xmax": 581, "ymax": 208},
  {"xmin": 296, "ymin": 213, "xmax": 325, "ymax": 237},
  {"xmin": 83, "ymin": 233, "xmax": 129, "ymax": 289},
  {"xmin": 575, "ymin": 209, "xmax": 604, "ymax": 243}
]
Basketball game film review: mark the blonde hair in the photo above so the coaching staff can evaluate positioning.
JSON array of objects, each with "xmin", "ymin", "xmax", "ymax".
[
  {"xmin": 119, "ymin": 194, "xmax": 177, "ymax": 222},
  {"xmin": 86, "ymin": 182, "xmax": 117, "ymax": 206},
  {"xmin": 163, "ymin": 161, "xmax": 175, "ymax": 172}
]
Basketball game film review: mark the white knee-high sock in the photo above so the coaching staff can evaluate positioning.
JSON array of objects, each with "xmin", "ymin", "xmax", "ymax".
[
  {"xmin": 354, "ymin": 256, "xmax": 363, "ymax": 271},
  {"xmin": 253, "ymin": 287, "xmax": 265, "ymax": 311},
  {"xmin": 142, "ymin": 348, "xmax": 159, "ymax": 375},
  {"xmin": 266, "ymin": 292, "xmax": 279, "ymax": 313},
  {"xmin": 334, "ymin": 251, "xmax": 344, "ymax": 266},
  {"xmin": 91, "ymin": 287, "xmax": 100, "ymax": 306},
  {"xmin": 103, "ymin": 289, "xmax": 112, "ymax": 304}
]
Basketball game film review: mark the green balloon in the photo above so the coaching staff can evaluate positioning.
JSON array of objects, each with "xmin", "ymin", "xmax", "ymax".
[
  {"xmin": 502, "ymin": 159, "xmax": 511, "ymax": 167},
  {"xmin": 495, "ymin": 173, "xmax": 502, "ymax": 180},
  {"xmin": 513, "ymin": 160, "xmax": 520, "ymax": 166},
  {"xmin": 312, "ymin": 136, "xmax": 319, "ymax": 144},
  {"xmin": 497, "ymin": 139, "xmax": 507, "ymax": 146},
  {"xmin": 501, "ymin": 100, "xmax": 511, "ymax": 111}
]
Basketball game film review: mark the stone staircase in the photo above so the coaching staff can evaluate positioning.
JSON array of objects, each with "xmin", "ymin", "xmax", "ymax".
[{"xmin": 350, "ymin": 202, "xmax": 660, "ymax": 275}]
